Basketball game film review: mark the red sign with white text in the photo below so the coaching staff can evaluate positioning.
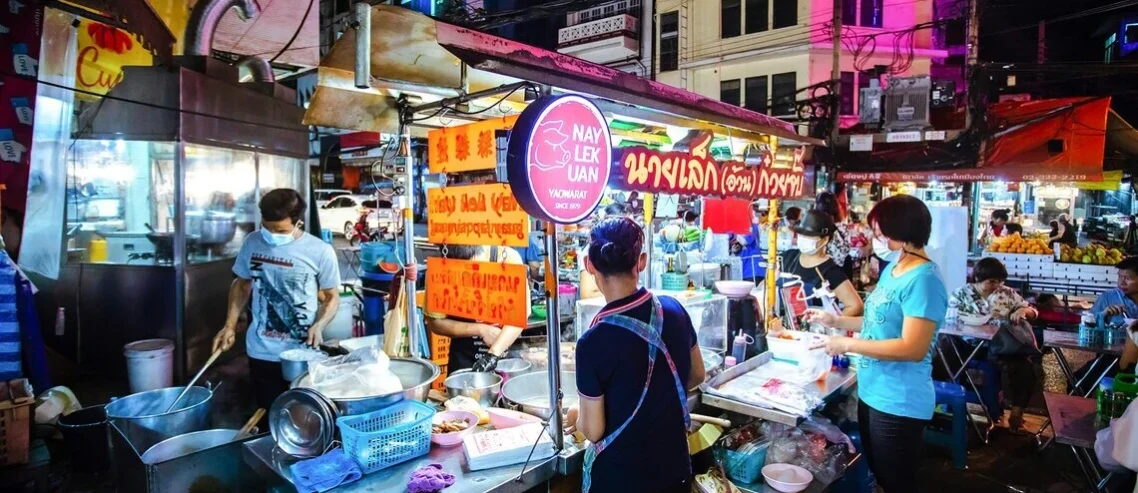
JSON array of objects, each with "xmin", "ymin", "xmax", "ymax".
[
  {"xmin": 507, "ymin": 95, "xmax": 612, "ymax": 224},
  {"xmin": 615, "ymin": 131, "xmax": 807, "ymax": 200}
]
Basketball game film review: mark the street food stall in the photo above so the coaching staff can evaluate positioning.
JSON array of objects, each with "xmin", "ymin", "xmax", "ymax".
[
  {"xmin": 232, "ymin": 5, "xmax": 872, "ymax": 493},
  {"xmin": 25, "ymin": 61, "xmax": 308, "ymax": 383}
]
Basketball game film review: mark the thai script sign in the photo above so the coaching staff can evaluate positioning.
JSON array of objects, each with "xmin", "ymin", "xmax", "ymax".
[
  {"xmin": 427, "ymin": 184, "xmax": 530, "ymax": 247},
  {"xmin": 615, "ymin": 130, "xmax": 806, "ymax": 200},
  {"xmin": 426, "ymin": 257, "xmax": 529, "ymax": 328}
]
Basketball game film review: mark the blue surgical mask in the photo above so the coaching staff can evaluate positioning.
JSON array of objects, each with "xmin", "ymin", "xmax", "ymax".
[{"xmin": 261, "ymin": 222, "xmax": 299, "ymax": 247}]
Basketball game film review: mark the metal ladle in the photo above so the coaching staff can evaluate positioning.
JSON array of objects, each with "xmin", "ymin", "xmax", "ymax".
[{"xmin": 166, "ymin": 349, "xmax": 223, "ymax": 413}]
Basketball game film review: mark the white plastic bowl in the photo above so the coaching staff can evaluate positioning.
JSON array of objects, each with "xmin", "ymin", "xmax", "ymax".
[
  {"xmin": 957, "ymin": 313, "xmax": 991, "ymax": 326},
  {"xmin": 715, "ymin": 280, "xmax": 755, "ymax": 298},
  {"xmin": 762, "ymin": 463, "xmax": 813, "ymax": 492},
  {"xmin": 431, "ymin": 410, "xmax": 478, "ymax": 447}
]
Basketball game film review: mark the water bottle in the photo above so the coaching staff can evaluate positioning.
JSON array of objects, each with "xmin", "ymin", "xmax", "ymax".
[{"xmin": 732, "ymin": 330, "xmax": 749, "ymax": 364}]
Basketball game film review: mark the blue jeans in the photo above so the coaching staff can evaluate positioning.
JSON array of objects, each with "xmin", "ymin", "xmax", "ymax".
[{"xmin": 858, "ymin": 401, "xmax": 928, "ymax": 492}]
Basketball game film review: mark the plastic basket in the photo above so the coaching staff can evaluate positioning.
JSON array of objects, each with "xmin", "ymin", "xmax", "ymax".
[
  {"xmin": 713, "ymin": 439, "xmax": 770, "ymax": 483},
  {"xmin": 337, "ymin": 400, "xmax": 435, "ymax": 473}
]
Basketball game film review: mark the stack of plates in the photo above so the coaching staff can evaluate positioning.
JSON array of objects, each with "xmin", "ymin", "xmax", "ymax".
[{"xmin": 270, "ymin": 388, "xmax": 338, "ymax": 457}]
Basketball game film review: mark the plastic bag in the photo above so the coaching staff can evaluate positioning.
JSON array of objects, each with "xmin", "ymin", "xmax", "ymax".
[
  {"xmin": 308, "ymin": 346, "xmax": 403, "ymax": 399},
  {"xmin": 763, "ymin": 421, "xmax": 849, "ymax": 485},
  {"xmin": 800, "ymin": 416, "xmax": 856, "ymax": 454}
]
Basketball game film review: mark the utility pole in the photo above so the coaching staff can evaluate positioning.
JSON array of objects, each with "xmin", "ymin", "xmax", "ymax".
[
  {"xmin": 965, "ymin": 0, "xmax": 981, "ymax": 252},
  {"xmin": 831, "ymin": 0, "xmax": 842, "ymax": 142},
  {"xmin": 964, "ymin": 0, "xmax": 979, "ymax": 128}
]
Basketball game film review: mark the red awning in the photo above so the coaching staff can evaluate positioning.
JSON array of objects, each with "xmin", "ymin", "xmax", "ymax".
[{"xmin": 837, "ymin": 97, "xmax": 1111, "ymax": 182}]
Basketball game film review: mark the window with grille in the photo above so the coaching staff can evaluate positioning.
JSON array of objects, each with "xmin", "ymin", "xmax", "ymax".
[
  {"xmin": 722, "ymin": 0, "xmax": 742, "ymax": 38},
  {"xmin": 745, "ymin": 76, "xmax": 769, "ymax": 114},
  {"xmin": 721, "ymin": 79, "xmax": 742, "ymax": 106},
  {"xmin": 660, "ymin": 12, "xmax": 679, "ymax": 72}
]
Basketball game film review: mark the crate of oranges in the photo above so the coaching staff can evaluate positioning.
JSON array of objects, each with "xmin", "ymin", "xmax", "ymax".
[{"xmin": 987, "ymin": 233, "xmax": 1053, "ymax": 255}]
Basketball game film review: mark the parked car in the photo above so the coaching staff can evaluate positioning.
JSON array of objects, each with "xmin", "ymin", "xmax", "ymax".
[
  {"xmin": 313, "ymin": 189, "xmax": 352, "ymax": 207},
  {"xmin": 319, "ymin": 195, "xmax": 396, "ymax": 237}
]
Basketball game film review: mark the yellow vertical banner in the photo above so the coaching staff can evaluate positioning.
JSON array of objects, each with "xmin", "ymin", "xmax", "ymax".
[
  {"xmin": 427, "ymin": 115, "xmax": 519, "ymax": 173},
  {"xmin": 75, "ymin": 18, "xmax": 153, "ymax": 100}
]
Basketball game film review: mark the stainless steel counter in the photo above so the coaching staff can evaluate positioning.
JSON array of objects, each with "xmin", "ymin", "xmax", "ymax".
[
  {"xmin": 701, "ymin": 352, "xmax": 858, "ymax": 426},
  {"xmin": 244, "ymin": 434, "xmax": 587, "ymax": 493}
]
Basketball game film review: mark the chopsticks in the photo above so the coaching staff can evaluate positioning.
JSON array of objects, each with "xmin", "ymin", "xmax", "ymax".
[{"xmin": 235, "ymin": 408, "xmax": 266, "ymax": 440}]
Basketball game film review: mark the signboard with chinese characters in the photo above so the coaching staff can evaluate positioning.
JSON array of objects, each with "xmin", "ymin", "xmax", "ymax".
[
  {"xmin": 426, "ymin": 257, "xmax": 529, "ymax": 328},
  {"xmin": 615, "ymin": 130, "xmax": 806, "ymax": 200},
  {"xmin": 506, "ymin": 95, "xmax": 612, "ymax": 224},
  {"xmin": 427, "ymin": 184, "xmax": 530, "ymax": 247},
  {"xmin": 75, "ymin": 19, "xmax": 153, "ymax": 100},
  {"xmin": 428, "ymin": 115, "xmax": 518, "ymax": 173}
]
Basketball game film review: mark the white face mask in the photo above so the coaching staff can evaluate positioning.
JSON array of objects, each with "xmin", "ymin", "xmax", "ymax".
[
  {"xmin": 873, "ymin": 236, "xmax": 900, "ymax": 262},
  {"xmin": 797, "ymin": 236, "xmax": 821, "ymax": 254}
]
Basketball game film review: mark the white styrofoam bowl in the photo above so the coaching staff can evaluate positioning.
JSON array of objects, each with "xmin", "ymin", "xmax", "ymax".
[
  {"xmin": 715, "ymin": 280, "xmax": 755, "ymax": 298},
  {"xmin": 762, "ymin": 463, "xmax": 813, "ymax": 492},
  {"xmin": 957, "ymin": 313, "xmax": 991, "ymax": 326}
]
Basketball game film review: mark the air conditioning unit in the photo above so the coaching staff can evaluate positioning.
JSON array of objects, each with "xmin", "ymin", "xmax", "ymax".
[
  {"xmin": 858, "ymin": 79, "xmax": 884, "ymax": 127},
  {"xmin": 884, "ymin": 76, "xmax": 931, "ymax": 131}
]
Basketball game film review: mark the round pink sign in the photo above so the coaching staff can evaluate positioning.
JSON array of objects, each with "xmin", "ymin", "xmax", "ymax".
[{"xmin": 507, "ymin": 95, "xmax": 612, "ymax": 224}]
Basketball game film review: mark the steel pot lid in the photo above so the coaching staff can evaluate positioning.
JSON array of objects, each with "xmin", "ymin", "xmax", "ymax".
[{"xmin": 269, "ymin": 388, "xmax": 336, "ymax": 458}]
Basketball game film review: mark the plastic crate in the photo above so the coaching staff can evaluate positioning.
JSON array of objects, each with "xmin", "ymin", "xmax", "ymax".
[
  {"xmin": 337, "ymin": 400, "xmax": 435, "ymax": 474},
  {"xmin": 0, "ymin": 379, "xmax": 33, "ymax": 466}
]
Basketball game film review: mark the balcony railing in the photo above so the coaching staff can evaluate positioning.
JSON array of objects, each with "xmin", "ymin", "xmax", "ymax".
[
  {"xmin": 558, "ymin": 14, "xmax": 638, "ymax": 46},
  {"xmin": 566, "ymin": 0, "xmax": 641, "ymax": 26}
]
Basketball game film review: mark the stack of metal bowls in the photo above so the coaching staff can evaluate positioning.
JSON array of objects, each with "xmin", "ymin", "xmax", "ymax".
[{"xmin": 269, "ymin": 388, "xmax": 337, "ymax": 458}]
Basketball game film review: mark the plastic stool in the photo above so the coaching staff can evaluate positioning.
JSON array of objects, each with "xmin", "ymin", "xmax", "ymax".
[
  {"xmin": 927, "ymin": 380, "xmax": 968, "ymax": 470},
  {"xmin": 965, "ymin": 359, "xmax": 1003, "ymax": 421}
]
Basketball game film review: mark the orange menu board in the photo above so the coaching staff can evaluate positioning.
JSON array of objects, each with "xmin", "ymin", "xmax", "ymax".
[
  {"xmin": 426, "ymin": 257, "xmax": 529, "ymax": 328},
  {"xmin": 427, "ymin": 184, "xmax": 530, "ymax": 247},
  {"xmin": 427, "ymin": 115, "xmax": 519, "ymax": 173}
]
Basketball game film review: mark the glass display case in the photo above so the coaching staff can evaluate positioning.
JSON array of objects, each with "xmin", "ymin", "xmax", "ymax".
[{"xmin": 66, "ymin": 141, "xmax": 307, "ymax": 265}]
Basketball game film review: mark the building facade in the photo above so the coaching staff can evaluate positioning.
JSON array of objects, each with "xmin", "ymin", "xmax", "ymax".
[
  {"xmin": 652, "ymin": 0, "xmax": 945, "ymax": 129},
  {"xmin": 556, "ymin": 0, "xmax": 655, "ymax": 78}
]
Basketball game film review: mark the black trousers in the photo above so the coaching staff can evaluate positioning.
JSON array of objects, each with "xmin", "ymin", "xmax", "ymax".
[
  {"xmin": 858, "ymin": 401, "xmax": 928, "ymax": 493},
  {"xmin": 248, "ymin": 357, "xmax": 290, "ymax": 412}
]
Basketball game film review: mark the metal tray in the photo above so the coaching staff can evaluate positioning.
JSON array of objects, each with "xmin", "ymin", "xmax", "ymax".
[{"xmin": 700, "ymin": 352, "xmax": 858, "ymax": 426}]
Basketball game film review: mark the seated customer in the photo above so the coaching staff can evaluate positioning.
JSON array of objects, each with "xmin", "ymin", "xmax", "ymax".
[
  {"xmin": 1092, "ymin": 257, "xmax": 1138, "ymax": 324},
  {"xmin": 1034, "ymin": 293, "xmax": 1082, "ymax": 325},
  {"xmin": 948, "ymin": 257, "xmax": 1039, "ymax": 432}
]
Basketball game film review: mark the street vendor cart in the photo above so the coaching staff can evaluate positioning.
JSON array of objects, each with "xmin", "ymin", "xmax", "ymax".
[{"xmin": 240, "ymin": 5, "xmax": 861, "ymax": 493}]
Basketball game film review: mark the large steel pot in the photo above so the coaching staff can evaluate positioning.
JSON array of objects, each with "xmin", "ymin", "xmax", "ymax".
[
  {"xmin": 500, "ymin": 371, "xmax": 578, "ymax": 419},
  {"xmin": 291, "ymin": 357, "xmax": 439, "ymax": 416},
  {"xmin": 105, "ymin": 386, "xmax": 213, "ymax": 452},
  {"xmin": 140, "ymin": 429, "xmax": 239, "ymax": 464},
  {"xmin": 200, "ymin": 213, "xmax": 236, "ymax": 244}
]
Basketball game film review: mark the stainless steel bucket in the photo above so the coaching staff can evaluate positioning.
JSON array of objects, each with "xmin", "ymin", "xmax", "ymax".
[
  {"xmin": 105, "ymin": 386, "xmax": 213, "ymax": 452},
  {"xmin": 140, "ymin": 429, "xmax": 239, "ymax": 464}
]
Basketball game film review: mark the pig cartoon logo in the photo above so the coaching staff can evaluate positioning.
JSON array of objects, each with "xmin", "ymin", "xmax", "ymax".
[{"xmin": 531, "ymin": 120, "xmax": 571, "ymax": 171}]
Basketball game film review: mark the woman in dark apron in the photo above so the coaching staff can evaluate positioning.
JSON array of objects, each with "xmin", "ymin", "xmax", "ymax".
[{"xmin": 566, "ymin": 217, "xmax": 705, "ymax": 493}]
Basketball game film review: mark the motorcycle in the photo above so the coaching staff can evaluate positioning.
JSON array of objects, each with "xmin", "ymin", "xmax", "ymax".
[{"xmin": 347, "ymin": 211, "xmax": 382, "ymax": 246}]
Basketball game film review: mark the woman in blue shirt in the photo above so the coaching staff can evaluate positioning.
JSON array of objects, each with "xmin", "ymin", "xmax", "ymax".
[
  {"xmin": 566, "ymin": 217, "xmax": 705, "ymax": 493},
  {"xmin": 806, "ymin": 195, "xmax": 948, "ymax": 493}
]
